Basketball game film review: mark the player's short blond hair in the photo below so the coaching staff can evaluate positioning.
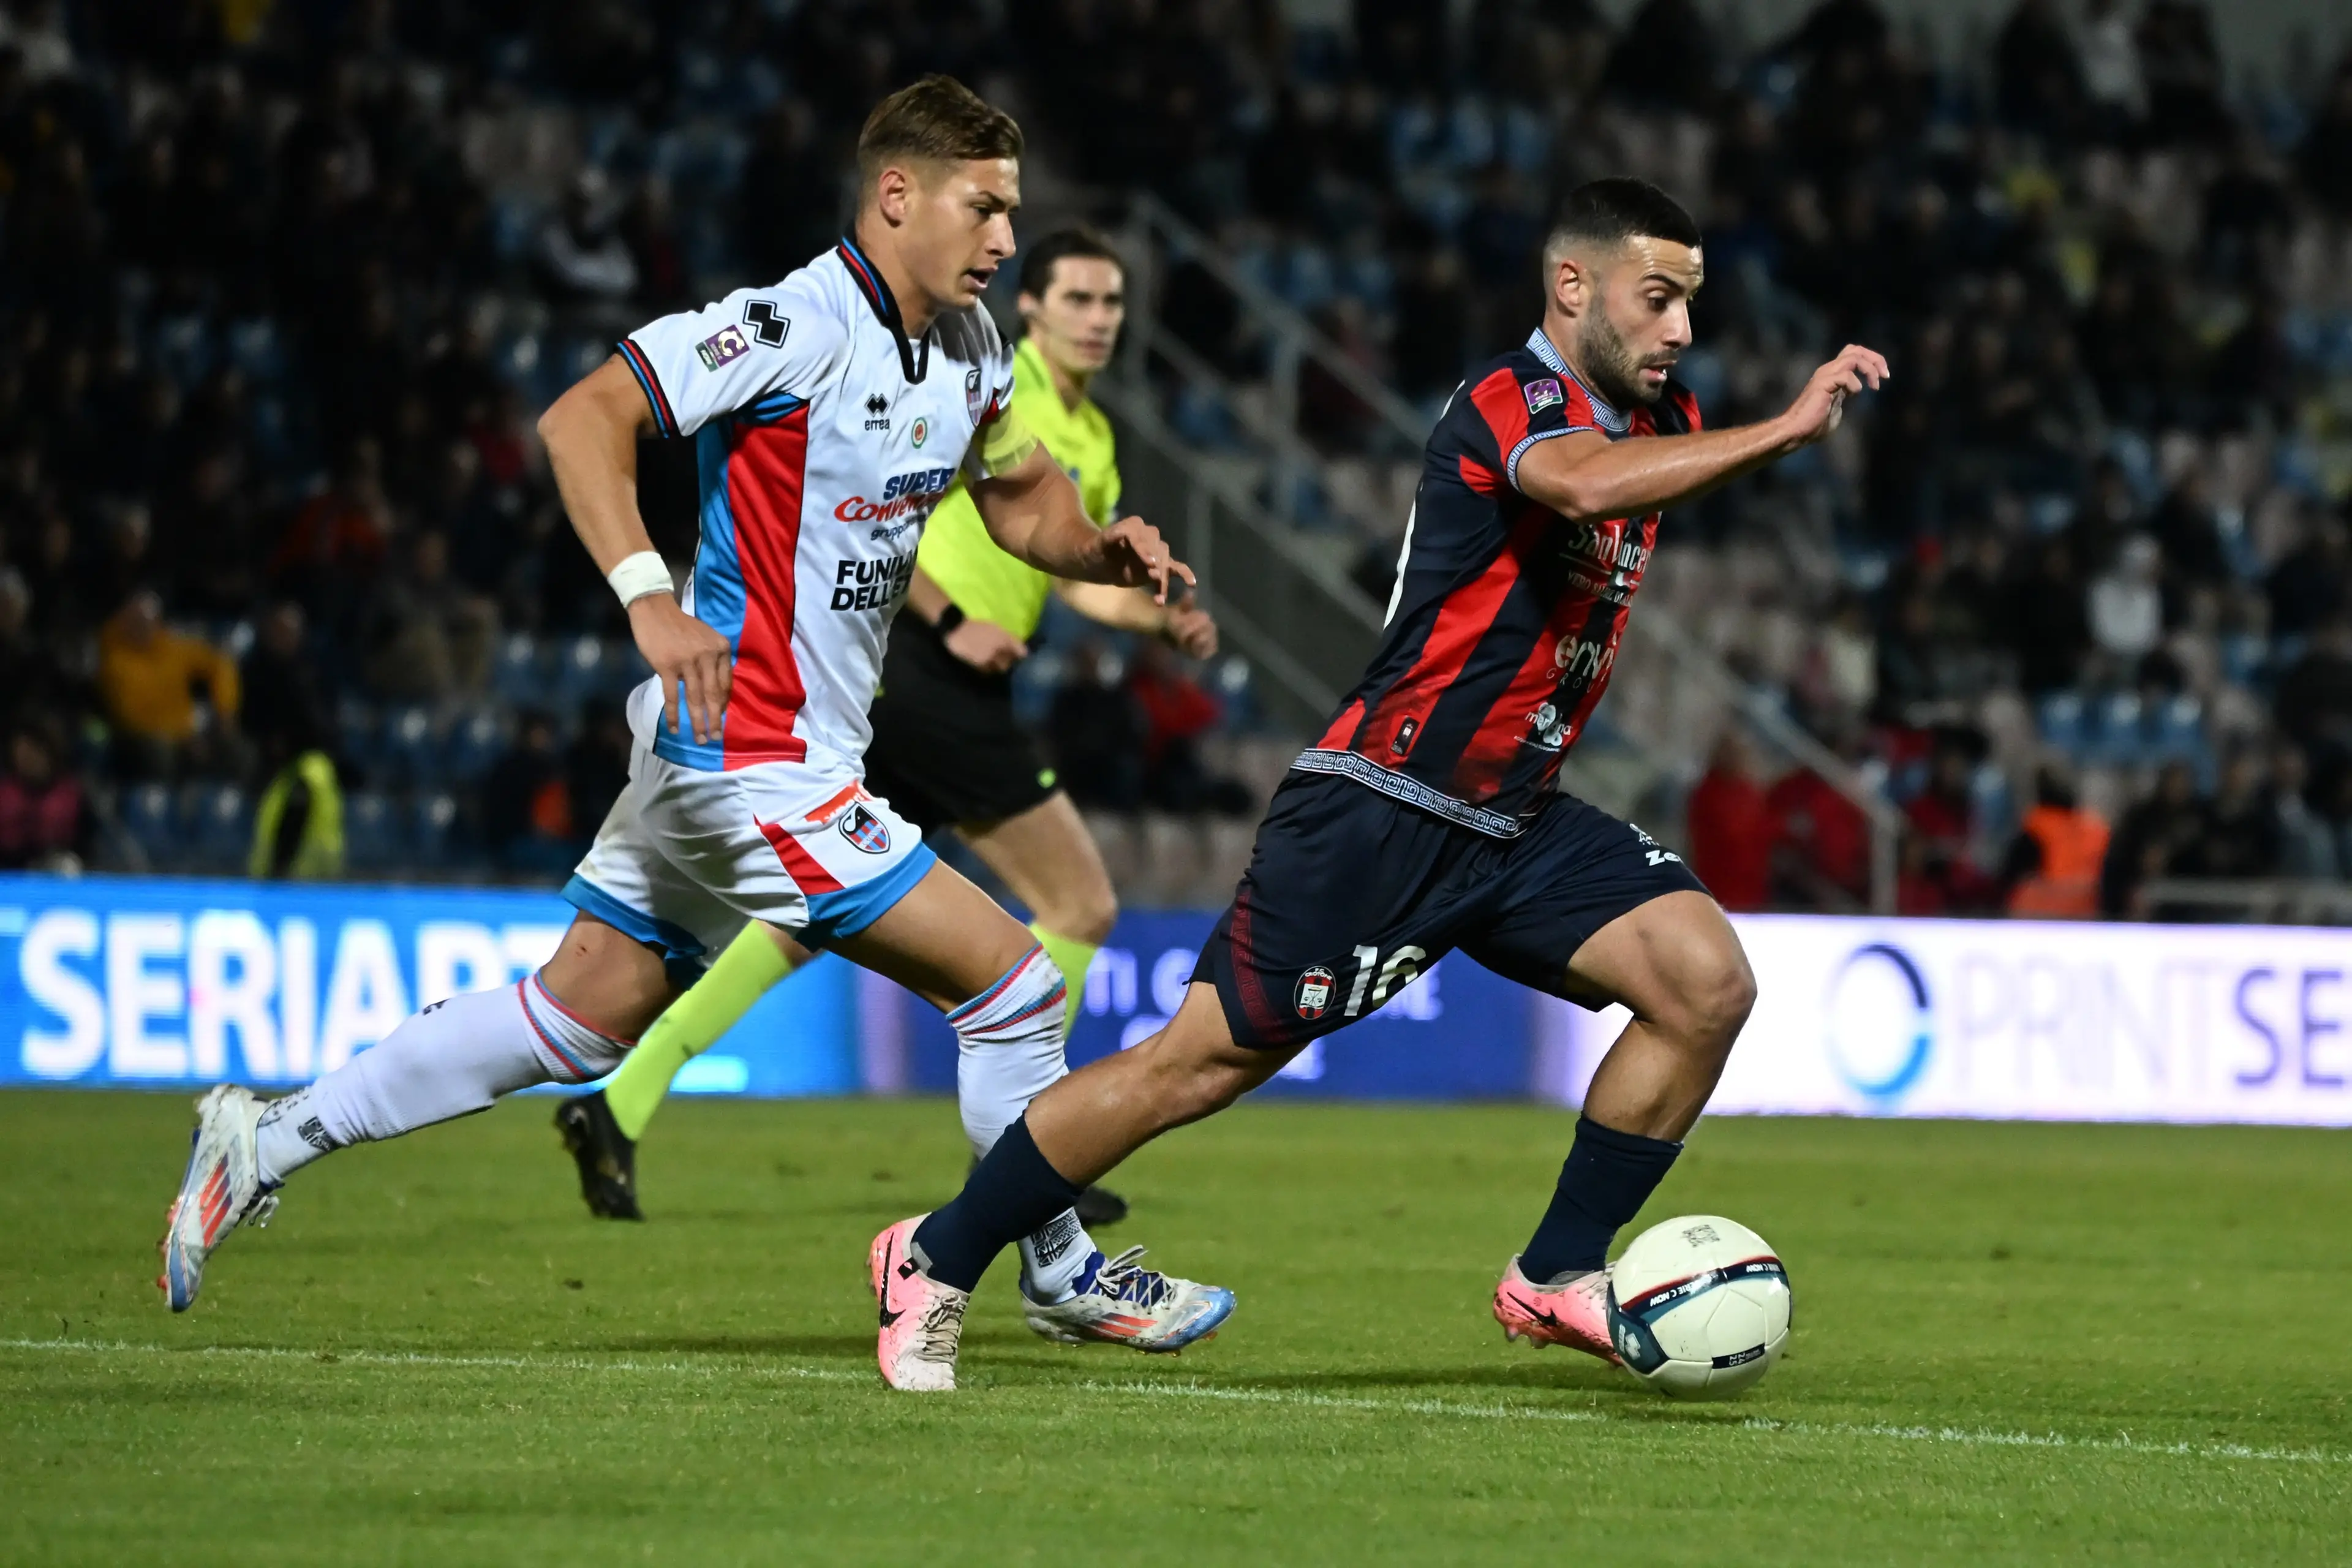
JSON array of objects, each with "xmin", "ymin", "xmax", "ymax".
[{"xmin": 856, "ymin": 75, "xmax": 1023, "ymax": 193}]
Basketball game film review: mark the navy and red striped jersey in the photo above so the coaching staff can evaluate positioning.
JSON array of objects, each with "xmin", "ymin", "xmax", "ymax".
[{"xmin": 1300, "ymin": 326, "xmax": 1700, "ymax": 837}]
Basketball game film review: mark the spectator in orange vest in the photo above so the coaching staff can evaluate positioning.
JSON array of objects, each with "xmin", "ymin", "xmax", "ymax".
[{"xmin": 2003, "ymin": 765, "xmax": 2111, "ymax": 917}]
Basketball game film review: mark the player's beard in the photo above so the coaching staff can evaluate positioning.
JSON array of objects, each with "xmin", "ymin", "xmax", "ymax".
[{"xmin": 1577, "ymin": 310, "xmax": 1670, "ymax": 409}]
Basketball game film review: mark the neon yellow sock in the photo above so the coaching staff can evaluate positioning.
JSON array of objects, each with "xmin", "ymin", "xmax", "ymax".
[
  {"xmin": 1028, "ymin": 922, "xmax": 1099, "ymax": 1042},
  {"xmin": 604, "ymin": 924, "xmax": 795, "ymax": 1140}
]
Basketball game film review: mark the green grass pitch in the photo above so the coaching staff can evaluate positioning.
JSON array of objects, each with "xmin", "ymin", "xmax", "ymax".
[{"xmin": 4, "ymin": 1088, "xmax": 2350, "ymax": 1564}]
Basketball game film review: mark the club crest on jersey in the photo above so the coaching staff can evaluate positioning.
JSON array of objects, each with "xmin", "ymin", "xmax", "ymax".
[
  {"xmin": 839, "ymin": 804, "xmax": 892, "ymax": 854},
  {"xmin": 1524, "ymin": 377, "xmax": 1565, "ymax": 415},
  {"xmin": 1295, "ymin": 965, "xmax": 1336, "ymax": 1020},
  {"xmin": 965, "ymin": 366, "xmax": 984, "ymax": 421},
  {"xmin": 695, "ymin": 323, "xmax": 751, "ymax": 371}
]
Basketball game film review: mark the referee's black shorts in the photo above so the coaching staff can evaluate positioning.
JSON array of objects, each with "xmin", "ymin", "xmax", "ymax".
[{"xmin": 862, "ymin": 620, "xmax": 1060, "ymax": 832}]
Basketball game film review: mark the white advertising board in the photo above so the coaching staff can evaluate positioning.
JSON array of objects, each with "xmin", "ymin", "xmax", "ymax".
[{"xmin": 1540, "ymin": 914, "xmax": 2352, "ymax": 1126}]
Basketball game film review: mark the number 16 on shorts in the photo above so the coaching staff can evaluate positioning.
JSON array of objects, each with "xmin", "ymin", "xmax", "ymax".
[{"xmin": 1295, "ymin": 944, "xmax": 1427, "ymax": 1023}]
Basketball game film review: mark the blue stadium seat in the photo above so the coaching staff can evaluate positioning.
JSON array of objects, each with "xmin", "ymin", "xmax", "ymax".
[
  {"xmin": 122, "ymin": 783, "xmax": 176, "ymax": 869},
  {"xmin": 554, "ymin": 635, "xmax": 609, "ymax": 707},
  {"xmin": 2036, "ymin": 692, "xmax": 2086, "ymax": 755},
  {"xmin": 1009, "ymin": 647, "xmax": 1062, "ymax": 729},
  {"xmin": 493, "ymin": 634, "xmax": 542, "ymax": 705},
  {"xmin": 2151, "ymin": 695, "xmax": 2205, "ymax": 760},
  {"xmin": 411, "ymin": 793, "xmax": 458, "ymax": 866},
  {"xmin": 344, "ymin": 792, "xmax": 396, "ymax": 870},
  {"xmin": 2220, "ymin": 634, "xmax": 2271, "ymax": 691},
  {"xmin": 188, "ymin": 784, "xmax": 251, "ymax": 872},
  {"xmin": 382, "ymin": 706, "xmax": 439, "ymax": 785},
  {"xmin": 1212, "ymin": 655, "xmax": 1261, "ymax": 731},
  {"xmin": 601, "ymin": 638, "xmax": 653, "ymax": 699},
  {"xmin": 224, "ymin": 317, "xmax": 285, "ymax": 383},
  {"xmin": 336, "ymin": 697, "xmax": 380, "ymax": 775},
  {"xmin": 443, "ymin": 707, "xmax": 508, "ymax": 782},
  {"xmin": 2090, "ymin": 692, "xmax": 2146, "ymax": 765}
]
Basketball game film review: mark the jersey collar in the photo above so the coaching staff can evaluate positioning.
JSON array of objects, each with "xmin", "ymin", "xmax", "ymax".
[
  {"xmin": 836, "ymin": 236, "xmax": 933, "ymax": 384},
  {"xmin": 1526, "ymin": 326, "xmax": 1630, "ymax": 435}
]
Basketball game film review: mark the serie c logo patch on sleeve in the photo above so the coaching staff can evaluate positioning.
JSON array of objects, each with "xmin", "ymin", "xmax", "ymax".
[
  {"xmin": 696, "ymin": 323, "xmax": 751, "ymax": 370},
  {"xmin": 1524, "ymin": 377, "xmax": 1565, "ymax": 415}
]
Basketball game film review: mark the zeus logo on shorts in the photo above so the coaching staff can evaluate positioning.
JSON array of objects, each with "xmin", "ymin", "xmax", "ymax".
[
  {"xmin": 1295, "ymin": 965, "xmax": 1336, "ymax": 1020},
  {"xmin": 1523, "ymin": 377, "xmax": 1564, "ymax": 415},
  {"xmin": 839, "ymin": 804, "xmax": 892, "ymax": 854},
  {"xmin": 696, "ymin": 323, "xmax": 751, "ymax": 370}
]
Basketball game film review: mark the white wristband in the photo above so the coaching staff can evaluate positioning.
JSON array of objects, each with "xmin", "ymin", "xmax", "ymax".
[{"xmin": 607, "ymin": 551, "xmax": 673, "ymax": 606}]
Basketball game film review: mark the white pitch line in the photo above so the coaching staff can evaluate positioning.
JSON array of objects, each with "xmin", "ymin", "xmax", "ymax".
[{"xmin": 4, "ymin": 1338, "xmax": 2342, "ymax": 1468}]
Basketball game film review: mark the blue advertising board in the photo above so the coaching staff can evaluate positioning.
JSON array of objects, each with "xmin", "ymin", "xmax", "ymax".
[
  {"xmin": 0, "ymin": 875, "xmax": 1546, "ymax": 1104},
  {"xmin": 8, "ymin": 872, "xmax": 2337, "ymax": 1126},
  {"xmin": 0, "ymin": 873, "xmax": 858, "ymax": 1097}
]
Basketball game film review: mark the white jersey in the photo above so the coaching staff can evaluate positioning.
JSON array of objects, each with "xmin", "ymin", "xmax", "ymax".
[{"xmin": 614, "ymin": 239, "xmax": 1015, "ymax": 773}]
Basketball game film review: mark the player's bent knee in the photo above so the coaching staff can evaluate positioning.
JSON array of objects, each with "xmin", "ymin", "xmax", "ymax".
[
  {"xmin": 1681, "ymin": 940, "xmax": 1757, "ymax": 1054},
  {"xmin": 1066, "ymin": 888, "xmax": 1118, "ymax": 947}
]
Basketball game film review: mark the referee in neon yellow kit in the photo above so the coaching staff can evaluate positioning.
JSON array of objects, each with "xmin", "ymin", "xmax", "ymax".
[{"xmin": 557, "ymin": 228, "xmax": 1216, "ymax": 1223}]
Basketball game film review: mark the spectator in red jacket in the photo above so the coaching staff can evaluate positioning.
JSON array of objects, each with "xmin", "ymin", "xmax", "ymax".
[
  {"xmin": 1768, "ymin": 761, "xmax": 1872, "ymax": 907},
  {"xmin": 1128, "ymin": 642, "xmax": 1251, "ymax": 815},
  {"xmin": 1685, "ymin": 731, "xmax": 1774, "ymax": 911}
]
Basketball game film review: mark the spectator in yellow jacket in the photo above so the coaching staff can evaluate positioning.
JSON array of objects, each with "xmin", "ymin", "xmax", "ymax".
[{"xmin": 97, "ymin": 590, "xmax": 241, "ymax": 777}]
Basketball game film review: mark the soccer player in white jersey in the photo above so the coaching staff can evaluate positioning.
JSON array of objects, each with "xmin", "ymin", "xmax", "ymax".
[{"xmin": 156, "ymin": 76, "xmax": 1234, "ymax": 1359}]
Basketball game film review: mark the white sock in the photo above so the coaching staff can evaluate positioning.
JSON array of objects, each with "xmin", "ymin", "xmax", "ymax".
[
  {"xmin": 950, "ymin": 946, "xmax": 1096, "ymax": 1302},
  {"xmin": 255, "ymin": 975, "xmax": 632, "ymax": 1186}
]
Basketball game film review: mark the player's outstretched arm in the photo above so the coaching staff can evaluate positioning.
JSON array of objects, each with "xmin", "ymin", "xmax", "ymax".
[
  {"xmin": 971, "ymin": 440, "xmax": 1195, "ymax": 605},
  {"xmin": 539, "ymin": 356, "xmax": 734, "ymax": 744},
  {"xmin": 1057, "ymin": 578, "xmax": 1219, "ymax": 658},
  {"xmin": 1516, "ymin": 344, "xmax": 1888, "ymax": 524}
]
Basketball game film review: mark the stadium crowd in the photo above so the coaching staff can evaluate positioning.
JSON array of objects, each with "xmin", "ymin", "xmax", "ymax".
[
  {"xmin": 1104, "ymin": 0, "xmax": 2352, "ymax": 919},
  {"xmin": 1, "ymin": 0, "xmax": 2350, "ymax": 921}
]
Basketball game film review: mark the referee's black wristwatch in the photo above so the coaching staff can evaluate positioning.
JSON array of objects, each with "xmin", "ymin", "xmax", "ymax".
[{"xmin": 931, "ymin": 603, "xmax": 965, "ymax": 638}]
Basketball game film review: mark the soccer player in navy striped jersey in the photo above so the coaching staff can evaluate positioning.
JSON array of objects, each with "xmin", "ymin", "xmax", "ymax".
[{"xmin": 870, "ymin": 177, "xmax": 1890, "ymax": 1389}]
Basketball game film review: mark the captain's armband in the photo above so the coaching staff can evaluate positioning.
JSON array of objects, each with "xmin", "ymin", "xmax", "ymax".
[{"xmin": 973, "ymin": 403, "xmax": 1039, "ymax": 478}]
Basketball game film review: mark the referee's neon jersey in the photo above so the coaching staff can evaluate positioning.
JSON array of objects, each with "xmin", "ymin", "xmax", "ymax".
[
  {"xmin": 915, "ymin": 336, "xmax": 1121, "ymax": 641},
  {"xmin": 1298, "ymin": 326, "xmax": 1701, "ymax": 838},
  {"xmin": 612, "ymin": 238, "xmax": 1015, "ymax": 774}
]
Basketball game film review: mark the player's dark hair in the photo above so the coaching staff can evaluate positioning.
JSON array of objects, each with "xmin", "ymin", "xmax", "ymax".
[
  {"xmin": 1547, "ymin": 178, "xmax": 1702, "ymax": 256},
  {"xmin": 857, "ymin": 75, "xmax": 1023, "ymax": 189},
  {"xmin": 1019, "ymin": 226, "xmax": 1125, "ymax": 298}
]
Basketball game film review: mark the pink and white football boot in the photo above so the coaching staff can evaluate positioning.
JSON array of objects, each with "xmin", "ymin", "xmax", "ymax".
[
  {"xmin": 1491, "ymin": 1256, "xmax": 1621, "ymax": 1365},
  {"xmin": 869, "ymin": 1215, "xmax": 968, "ymax": 1392}
]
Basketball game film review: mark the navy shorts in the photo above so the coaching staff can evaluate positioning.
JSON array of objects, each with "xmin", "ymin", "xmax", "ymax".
[{"xmin": 1193, "ymin": 771, "xmax": 1710, "ymax": 1049}]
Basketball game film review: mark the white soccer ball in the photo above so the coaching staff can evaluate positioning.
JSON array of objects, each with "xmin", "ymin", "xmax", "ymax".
[{"xmin": 1606, "ymin": 1215, "xmax": 1791, "ymax": 1400}]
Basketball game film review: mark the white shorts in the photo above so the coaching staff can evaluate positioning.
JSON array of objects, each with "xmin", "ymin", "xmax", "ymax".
[{"xmin": 564, "ymin": 737, "xmax": 935, "ymax": 977}]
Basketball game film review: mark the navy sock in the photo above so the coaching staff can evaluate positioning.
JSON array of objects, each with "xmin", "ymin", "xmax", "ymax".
[
  {"xmin": 910, "ymin": 1116, "xmax": 1083, "ymax": 1292},
  {"xmin": 1518, "ymin": 1115, "xmax": 1682, "ymax": 1282}
]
